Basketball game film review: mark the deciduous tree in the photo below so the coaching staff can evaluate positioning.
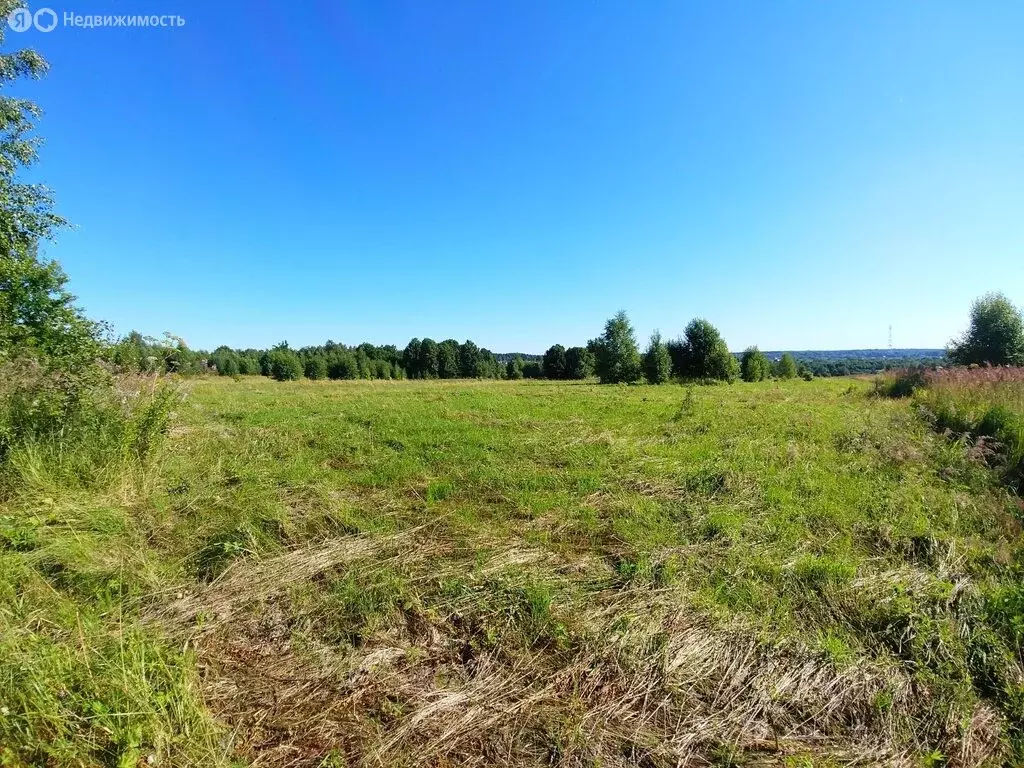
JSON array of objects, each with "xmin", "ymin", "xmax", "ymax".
[
  {"xmin": 593, "ymin": 311, "xmax": 642, "ymax": 384},
  {"xmin": 948, "ymin": 292, "xmax": 1024, "ymax": 366}
]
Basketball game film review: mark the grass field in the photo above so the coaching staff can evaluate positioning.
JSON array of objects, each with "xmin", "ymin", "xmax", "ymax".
[{"xmin": 3, "ymin": 377, "xmax": 1024, "ymax": 766}]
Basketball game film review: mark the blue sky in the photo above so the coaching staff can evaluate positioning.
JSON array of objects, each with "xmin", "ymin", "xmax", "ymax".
[{"xmin": 13, "ymin": 0, "xmax": 1024, "ymax": 352}]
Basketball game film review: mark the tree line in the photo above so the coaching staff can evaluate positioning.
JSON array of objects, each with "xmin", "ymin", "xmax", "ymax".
[
  {"xmin": 100, "ymin": 297, "xmax": 1024, "ymax": 384},
  {"xmin": 579, "ymin": 311, "xmax": 809, "ymax": 385},
  {"xmin": 101, "ymin": 312, "xmax": 858, "ymax": 384}
]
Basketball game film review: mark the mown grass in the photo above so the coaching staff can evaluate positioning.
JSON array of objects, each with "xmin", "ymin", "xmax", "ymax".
[{"xmin": 3, "ymin": 376, "xmax": 1024, "ymax": 766}]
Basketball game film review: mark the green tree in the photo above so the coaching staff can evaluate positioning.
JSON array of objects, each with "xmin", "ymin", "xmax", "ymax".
[
  {"xmin": 0, "ymin": 248, "xmax": 99, "ymax": 366},
  {"xmin": 304, "ymin": 355, "xmax": 327, "ymax": 380},
  {"xmin": 477, "ymin": 348, "xmax": 500, "ymax": 379},
  {"xmin": 643, "ymin": 331, "xmax": 671, "ymax": 384},
  {"xmin": 564, "ymin": 346, "xmax": 594, "ymax": 379},
  {"xmin": 327, "ymin": 350, "xmax": 358, "ymax": 380},
  {"xmin": 775, "ymin": 352, "xmax": 798, "ymax": 379},
  {"xmin": 506, "ymin": 355, "xmax": 524, "ymax": 380},
  {"xmin": 0, "ymin": 23, "xmax": 95, "ymax": 369},
  {"xmin": 593, "ymin": 311, "xmax": 642, "ymax": 384},
  {"xmin": 740, "ymin": 346, "xmax": 771, "ymax": 382},
  {"xmin": 437, "ymin": 339, "xmax": 460, "ymax": 379},
  {"xmin": 418, "ymin": 338, "xmax": 439, "ymax": 379},
  {"xmin": 459, "ymin": 340, "xmax": 480, "ymax": 378},
  {"xmin": 355, "ymin": 347, "xmax": 372, "ymax": 379},
  {"xmin": 948, "ymin": 292, "xmax": 1024, "ymax": 366},
  {"xmin": 269, "ymin": 348, "xmax": 303, "ymax": 381},
  {"xmin": 679, "ymin": 319, "xmax": 737, "ymax": 381},
  {"xmin": 543, "ymin": 344, "xmax": 567, "ymax": 380},
  {"xmin": 402, "ymin": 338, "xmax": 422, "ymax": 378}
]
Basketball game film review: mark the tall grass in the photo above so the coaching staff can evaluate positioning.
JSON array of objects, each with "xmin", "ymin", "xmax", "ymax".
[
  {"xmin": 0, "ymin": 362, "xmax": 179, "ymax": 491},
  {"xmin": 0, "ymin": 363, "xmax": 229, "ymax": 766},
  {"xmin": 877, "ymin": 366, "xmax": 1024, "ymax": 484}
]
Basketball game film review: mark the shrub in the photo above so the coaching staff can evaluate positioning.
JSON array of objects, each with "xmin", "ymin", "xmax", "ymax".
[
  {"xmin": 268, "ymin": 349, "xmax": 303, "ymax": 381},
  {"xmin": 327, "ymin": 351, "xmax": 358, "ymax": 380},
  {"xmin": 0, "ymin": 363, "xmax": 179, "ymax": 489},
  {"xmin": 888, "ymin": 365, "xmax": 1024, "ymax": 486},
  {"xmin": 875, "ymin": 368, "xmax": 929, "ymax": 398}
]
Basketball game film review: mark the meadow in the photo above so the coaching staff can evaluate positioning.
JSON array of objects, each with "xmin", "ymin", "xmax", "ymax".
[{"xmin": 3, "ymin": 376, "xmax": 1024, "ymax": 767}]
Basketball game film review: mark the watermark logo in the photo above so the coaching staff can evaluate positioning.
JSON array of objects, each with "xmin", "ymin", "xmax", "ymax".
[
  {"xmin": 7, "ymin": 6, "xmax": 33, "ymax": 31},
  {"xmin": 34, "ymin": 7, "xmax": 57, "ymax": 31},
  {"xmin": 6, "ymin": 7, "xmax": 184, "ymax": 31},
  {"xmin": 8, "ymin": 6, "xmax": 60, "ymax": 31}
]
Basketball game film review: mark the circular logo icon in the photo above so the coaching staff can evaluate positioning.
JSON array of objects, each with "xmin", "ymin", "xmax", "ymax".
[
  {"xmin": 6, "ymin": 7, "xmax": 32, "ymax": 31},
  {"xmin": 33, "ymin": 7, "xmax": 57, "ymax": 32}
]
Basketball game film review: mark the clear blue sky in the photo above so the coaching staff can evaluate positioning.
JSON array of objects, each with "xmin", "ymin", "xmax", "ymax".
[{"xmin": 15, "ymin": 0, "xmax": 1024, "ymax": 353}]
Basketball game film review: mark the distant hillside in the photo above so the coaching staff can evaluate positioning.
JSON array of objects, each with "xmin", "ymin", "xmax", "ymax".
[
  {"xmin": 761, "ymin": 348, "xmax": 945, "ymax": 361},
  {"xmin": 759, "ymin": 349, "xmax": 946, "ymax": 378},
  {"xmin": 495, "ymin": 348, "xmax": 947, "ymax": 378},
  {"xmin": 495, "ymin": 352, "xmax": 543, "ymax": 363}
]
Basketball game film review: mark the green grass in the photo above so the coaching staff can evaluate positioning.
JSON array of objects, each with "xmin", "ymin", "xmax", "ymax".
[{"xmin": 3, "ymin": 376, "xmax": 1023, "ymax": 766}]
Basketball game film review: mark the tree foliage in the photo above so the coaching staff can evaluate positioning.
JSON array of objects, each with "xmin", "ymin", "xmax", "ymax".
[
  {"xmin": 740, "ymin": 346, "xmax": 771, "ymax": 382},
  {"xmin": 304, "ymin": 355, "xmax": 327, "ymax": 380},
  {"xmin": 507, "ymin": 355, "xmax": 524, "ymax": 380},
  {"xmin": 592, "ymin": 311, "xmax": 642, "ymax": 384},
  {"xmin": 0, "ymin": 17, "xmax": 94, "ymax": 370},
  {"xmin": 675, "ymin": 319, "xmax": 737, "ymax": 382},
  {"xmin": 437, "ymin": 339, "xmax": 460, "ymax": 379},
  {"xmin": 643, "ymin": 331, "xmax": 671, "ymax": 384},
  {"xmin": 543, "ymin": 344, "xmax": 567, "ymax": 380},
  {"xmin": 775, "ymin": 352, "xmax": 798, "ymax": 379},
  {"xmin": 564, "ymin": 346, "xmax": 594, "ymax": 380},
  {"xmin": 418, "ymin": 338, "xmax": 439, "ymax": 379},
  {"xmin": 268, "ymin": 346, "xmax": 303, "ymax": 381},
  {"xmin": 948, "ymin": 292, "xmax": 1024, "ymax": 366}
]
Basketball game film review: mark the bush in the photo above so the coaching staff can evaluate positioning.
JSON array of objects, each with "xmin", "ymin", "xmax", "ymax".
[
  {"xmin": 327, "ymin": 351, "xmax": 358, "ymax": 380},
  {"xmin": 268, "ymin": 349, "xmax": 303, "ymax": 381},
  {"xmin": 740, "ymin": 347, "xmax": 771, "ymax": 382},
  {"xmin": 874, "ymin": 368, "xmax": 929, "ymax": 398},
  {"xmin": 0, "ymin": 362, "xmax": 178, "ymax": 490}
]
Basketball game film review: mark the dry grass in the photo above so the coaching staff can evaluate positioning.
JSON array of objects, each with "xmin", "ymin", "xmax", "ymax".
[
  {"xmin": 7, "ymin": 376, "xmax": 1024, "ymax": 766},
  {"xmin": 149, "ymin": 530, "xmax": 1008, "ymax": 767}
]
